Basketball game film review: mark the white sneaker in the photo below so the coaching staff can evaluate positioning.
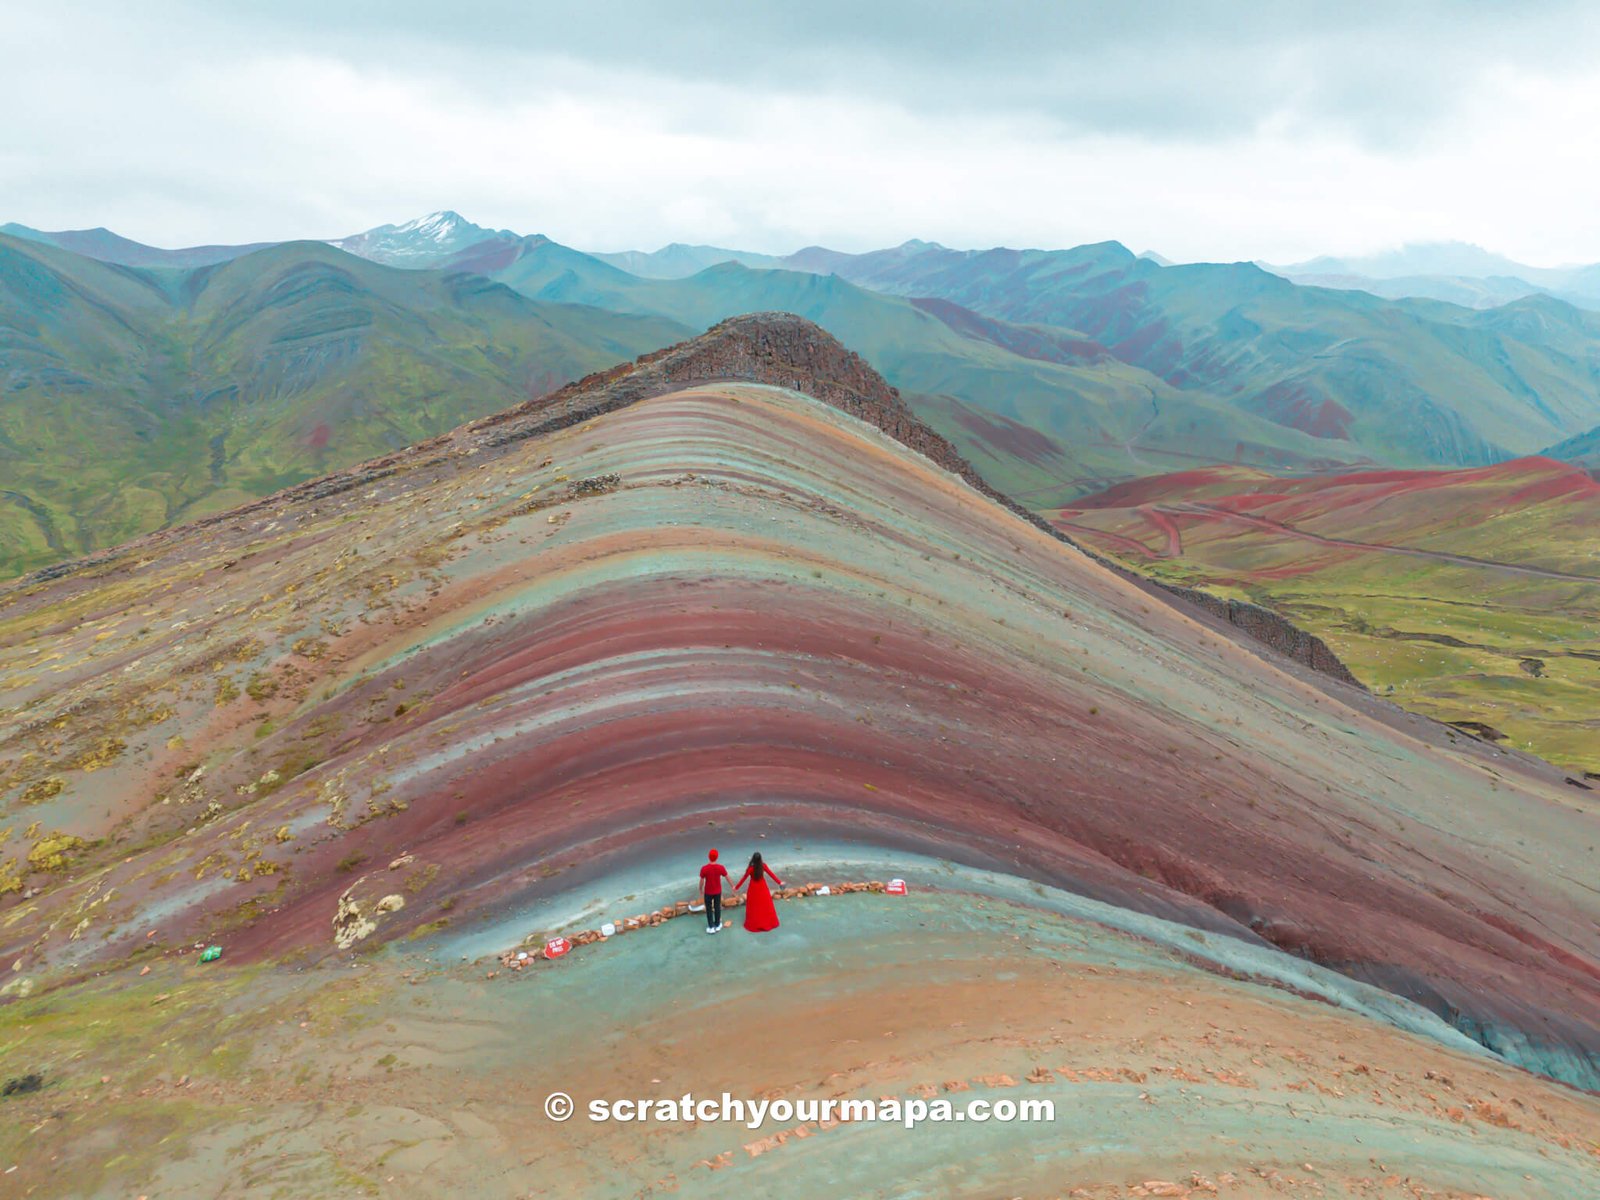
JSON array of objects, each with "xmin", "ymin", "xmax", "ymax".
[
  {"xmin": 714, "ymin": 923, "xmax": 723, "ymax": 932},
  {"xmin": 706, "ymin": 926, "xmax": 716, "ymax": 934}
]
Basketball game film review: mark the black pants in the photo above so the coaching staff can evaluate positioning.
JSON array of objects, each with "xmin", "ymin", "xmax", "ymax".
[{"xmin": 705, "ymin": 892, "xmax": 722, "ymax": 928}]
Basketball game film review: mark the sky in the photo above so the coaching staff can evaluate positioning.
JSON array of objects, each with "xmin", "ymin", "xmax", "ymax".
[{"xmin": 4, "ymin": 0, "xmax": 1600, "ymax": 265}]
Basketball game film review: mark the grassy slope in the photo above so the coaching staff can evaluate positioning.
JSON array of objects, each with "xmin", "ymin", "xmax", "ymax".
[
  {"xmin": 0, "ymin": 235, "xmax": 692, "ymax": 577},
  {"xmin": 1055, "ymin": 458, "xmax": 1600, "ymax": 773}
]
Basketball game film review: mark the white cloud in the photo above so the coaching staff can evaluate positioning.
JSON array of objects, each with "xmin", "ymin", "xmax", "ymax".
[{"xmin": 2, "ymin": 3, "xmax": 1598, "ymax": 264}]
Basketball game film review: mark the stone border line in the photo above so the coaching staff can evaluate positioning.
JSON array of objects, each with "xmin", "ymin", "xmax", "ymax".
[{"xmin": 495, "ymin": 880, "xmax": 904, "ymax": 974}]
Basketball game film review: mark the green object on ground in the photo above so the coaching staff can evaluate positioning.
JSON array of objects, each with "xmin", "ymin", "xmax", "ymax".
[{"xmin": 199, "ymin": 946, "xmax": 222, "ymax": 963}]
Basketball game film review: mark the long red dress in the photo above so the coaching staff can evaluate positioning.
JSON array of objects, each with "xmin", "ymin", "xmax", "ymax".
[{"xmin": 734, "ymin": 863, "xmax": 783, "ymax": 932}]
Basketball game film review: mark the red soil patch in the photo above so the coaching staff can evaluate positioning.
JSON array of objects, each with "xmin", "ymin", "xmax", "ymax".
[
  {"xmin": 1248, "ymin": 381, "xmax": 1355, "ymax": 441},
  {"xmin": 911, "ymin": 296, "xmax": 1108, "ymax": 363},
  {"xmin": 1069, "ymin": 467, "xmax": 1255, "ymax": 510},
  {"xmin": 948, "ymin": 402, "xmax": 1067, "ymax": 466}
]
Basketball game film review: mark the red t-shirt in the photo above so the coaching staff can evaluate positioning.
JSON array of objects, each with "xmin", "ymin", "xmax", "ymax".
[{"xmin": 699, "ymin": 862, "xmax": 729, "ymax": 895}]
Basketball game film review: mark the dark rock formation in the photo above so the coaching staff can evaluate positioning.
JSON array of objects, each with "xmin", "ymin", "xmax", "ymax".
[{"xmin": 1162, "ymin": 587, "xmax": 1363, "ymax": 688}]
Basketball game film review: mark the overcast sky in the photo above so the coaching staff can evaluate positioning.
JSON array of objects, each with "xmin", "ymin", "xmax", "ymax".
[{"xmin": 5, "ymin": 1, "xmax": 1599, "ymax": 264}]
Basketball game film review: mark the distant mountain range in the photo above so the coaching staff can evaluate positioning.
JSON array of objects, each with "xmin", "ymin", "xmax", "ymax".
[
  {"xmin": 324, "ymin": 218, "xmax": 1600, "ymax": 479},
  {"xmin": 762, "ymin": 238, "xmax": 1600, "ymax": 469},
  {"xmin": 0, "ymin": 221, "xmax": 276, "ymax": 268},
  {"xmin": 589, "ymin": 243, "xmax": 786, "ymax": 278},
  {"xmin": 1263, "ymin": 240, "xmax": 1600, "ymax": 310},
  {"xmin": 13, "ymin": 215, "xmax": 1597, "ymax": 308},
  {"xmin": 4, "ymin": 213, "xmax": 1600, "ymax": 579}
]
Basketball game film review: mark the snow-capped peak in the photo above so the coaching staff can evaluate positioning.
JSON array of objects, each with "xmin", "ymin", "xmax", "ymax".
[
  {"xmin": 395, "ymin": 211, "xmax": 467, "ymax": 241},
  {"xmin": 327, "ymin": 211, "xmax": 518, "ymax": 267}
]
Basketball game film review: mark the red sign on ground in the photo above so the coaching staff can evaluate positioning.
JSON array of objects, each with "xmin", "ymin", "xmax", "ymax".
[
  {"xmin": 886, "ymin": 878, "xmax": 908, "ymax": 895},
  {"xmin": 544, "ymin": 937, "xmax": 572, "ymax": 959}
]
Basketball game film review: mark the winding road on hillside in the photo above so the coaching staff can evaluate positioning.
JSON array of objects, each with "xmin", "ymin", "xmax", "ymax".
[{"xmin": 1166, "ymin": 501, "xmax": 1600, "ymax": 583}]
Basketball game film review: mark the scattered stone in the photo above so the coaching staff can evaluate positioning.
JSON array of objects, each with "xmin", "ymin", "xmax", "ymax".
[
  {"xmin": 2, "ymin": 1073, "xmax": 43, "ymax": 1098},
  {"xmin": 567, "ymin": 474, "xmax": 622, "ymax": 498},
  {"xmin": 333, "ymin": 884, "xmax": 377, "ymax": 949}
]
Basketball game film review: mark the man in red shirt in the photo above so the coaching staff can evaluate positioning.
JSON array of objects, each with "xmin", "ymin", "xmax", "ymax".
[{"xmin": 699, "ymin": 849, "xmax": 729, "ymax": 933}]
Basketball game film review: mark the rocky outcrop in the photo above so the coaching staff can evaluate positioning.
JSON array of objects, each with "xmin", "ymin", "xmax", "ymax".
[
  {"xmin": 1162, "ymin": 587, "xmax": 1363, "ymax": 687},
  {"xmin": 457, "ymin": 311, "xmax": 912, "ymax": 450}
]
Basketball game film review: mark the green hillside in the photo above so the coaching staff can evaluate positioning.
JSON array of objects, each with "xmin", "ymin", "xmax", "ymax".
[{"xmin": 0, "ymin": 235, "xmax": 691, "ymax": 577}]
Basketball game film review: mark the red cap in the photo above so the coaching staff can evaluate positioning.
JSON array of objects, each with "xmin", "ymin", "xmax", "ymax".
[{"xmin": 708, "ymin": 848, "xmax": 718, "ymax": 861}]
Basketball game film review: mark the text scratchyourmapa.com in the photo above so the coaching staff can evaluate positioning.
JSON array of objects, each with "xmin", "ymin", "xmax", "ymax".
[{"xmin": 547, "ymin": 1091, "xmax": 1056, "ymax": 1130}]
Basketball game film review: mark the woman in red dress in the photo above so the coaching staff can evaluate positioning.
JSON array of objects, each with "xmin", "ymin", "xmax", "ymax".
[{"xmin": 733, "ymin": 852, "xmax": 783, "ymax": 932}]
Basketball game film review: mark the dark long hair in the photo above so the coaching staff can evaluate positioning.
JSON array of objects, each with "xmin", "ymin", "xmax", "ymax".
[{"xmin": 747, "ymin": 851, "xmax": 765, "ymax": 881}]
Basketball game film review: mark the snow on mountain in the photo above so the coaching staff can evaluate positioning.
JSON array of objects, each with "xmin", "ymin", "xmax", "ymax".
[{"xmin": 328, "ymin": 211, "xmax": 515, "ymax": 267}]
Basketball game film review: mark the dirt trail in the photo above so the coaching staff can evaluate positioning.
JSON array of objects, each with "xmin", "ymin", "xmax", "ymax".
[{"xmin": 1139, "ymin": 504, "xmax": 1183, "ymax": 557}]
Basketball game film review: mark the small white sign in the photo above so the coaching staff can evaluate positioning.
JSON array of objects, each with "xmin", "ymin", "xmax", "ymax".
[{"xmin": 600, "ymin": 922, "xmax": 616, "ymax": 937}]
